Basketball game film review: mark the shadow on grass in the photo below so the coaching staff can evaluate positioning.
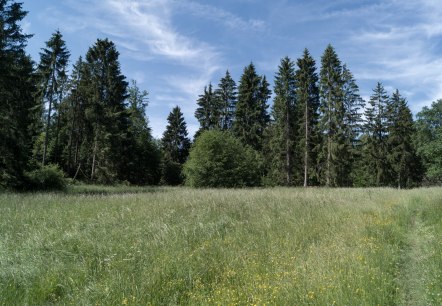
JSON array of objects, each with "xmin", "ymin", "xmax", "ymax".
[{"xmin": 66, "ymin": 184, "xmax": 167, "ymax": 196}]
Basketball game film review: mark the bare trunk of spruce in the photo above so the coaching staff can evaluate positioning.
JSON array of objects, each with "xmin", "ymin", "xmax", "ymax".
[
  {"xmin": 326, "ymin": 95, "xmax": 331, "ymax": 187},
  {"xmin": 398, "ymin": 171, "xmax": 401, "ymax": 190},
  {"xmin": 91, "ymin": 129, "xmax": 98, "ymax": 180},
  {"xmin": 42, "ymin": 90, "xmax": 53, "ymax": 165},
  {"xmin": 304, "ymin": 101, "xmax": 309, "ymax": 187},
  {"xmin": 67, "ymin": 101, "xmax": 76, "ymax": 173},
  {"xmin": 53, "ymin": 89, "xmax": 64, "ymax": 163},
  {"xmin": 286, "ymin": 100, "xmax": 291, "ymax": 185}
]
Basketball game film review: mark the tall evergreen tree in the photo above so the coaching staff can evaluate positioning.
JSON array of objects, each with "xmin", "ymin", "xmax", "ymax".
[
  {"xmin": 58, "ymin": 57, "xmax": 87, "ymax": 177},
  {"xmin": 386, "ymin": 90, "xmax": 421, "ymax": 188},
  {"xmin": 162, "ymin": 106, "xmax": 191, "ymax": 185},
  {"xmin": 0, "ymin": 0, "xmax": 37, "ymax": 188},
  {"xmin": 215, "ymin": 70, "xmax": 237, "ymax": 130},
  {"xmin": 295, "ymin": 49, "xmax": 320, "ymax": 187},
  {"xmin": 269, "ymin": 56, "xmax": 297, "ymax": 185},
  {"xmin": 83, "ymin": 38, "xmax": 129, "ymax": 183},
  {"xmin": 234, "ymin": 62, "xmax": 270, "ymax": 151},
  {"xmin": 122, "ymin": 80, "xmax": 161, "ymax": 185},
  {"xmin": 318, "ymin": 45, "xmax": 346, "ymax": 186},
  {"xmin": 37, "ymin": 30, "xmax": 70, "ymax": 165},
  {"xmin": 195, "ymin": 83, "xmax": 219, "ymax": 135},
  {"xmin": 341, "ymin": 64, "xmax": 365, "ymax": 186},
  {"xmin": 363, "ymin": 82, "xmax": 390, "ymax": 186}
]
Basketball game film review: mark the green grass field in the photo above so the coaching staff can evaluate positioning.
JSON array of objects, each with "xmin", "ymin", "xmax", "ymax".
[{"xmin": 1, "ymin": 187, "xmax": 441, "ymax": 305}]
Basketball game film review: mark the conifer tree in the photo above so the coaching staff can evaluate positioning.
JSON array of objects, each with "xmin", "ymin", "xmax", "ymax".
[
  {"xmin": 270, "ymin": 56, "xmax": 297, "ymax": 185},
  {"xmin": 122, "ymin": 80, "xmax": 161, "ymax": 185},
  {"xmin": 318, "ymin": 45, "xmax": 346, "ymax": 186},
  {"xmin": 162, "ymin": 106, "xmax": 191, "ymax": 185},
  {"xmin": 195, "ymin": 83, "xmax": 219, "ymax": 135},
  {"xmin": 295, "ymin": 49, "xmax": 320, "ymax": 187},
  {"xmin": 363, "ymin": 82, "xmax": 390, "ymax": 186},
  {"xmin": 0, "ymin": 0, "xmax": 37, "ymax": 188},
  {"xmin": 58, "ymin": 57, "xmax": 88, "ymax": 177},
  {"xmin": 83, "ymin": 38, "xmax": 129, "ymax": 182},
  {"xmin": 386, "ymin": 90, "xmax": 420, "ymax": 188},
  {"xmin": 341, "ymin": 64, "xmax": 365, "ymax": 186},
  {"xmin": 215, "ymin": 70, "xmax": 237, "ymax": 130},
  {"xmin": 37, "ymin": 30, "xmax": 70, "ymax": 165},
  {"xmin": 234, "ymin": 63, "xmax": 270, "ymax": 151}
]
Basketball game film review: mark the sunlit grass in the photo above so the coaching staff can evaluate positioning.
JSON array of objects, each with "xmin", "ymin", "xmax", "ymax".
[{"xmin": 0, "ymin": 187, "xmax": 441, "ymax": 305}]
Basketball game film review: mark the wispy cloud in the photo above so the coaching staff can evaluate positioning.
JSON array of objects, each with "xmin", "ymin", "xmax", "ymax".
[
  {"xmin": 173, "ymin": 0, "xmax": 266, "ymax": 32},
  {"xmin": 45, "ymin": 0, "xmax": 233, "ymax": 137},
  {"xmin": 344, "ymin": 0, "xmax": 442, "ymax": 110},
  {"xmin": 59, "ymin": 0, "xmax": 220, "ymax": 66}
]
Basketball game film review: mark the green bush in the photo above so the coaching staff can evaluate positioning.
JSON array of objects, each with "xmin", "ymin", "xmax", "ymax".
[
  {"xmin": 161, "ymin": 157, "xmax": 184, "ymax": 185},
  {"xmin": 183, "ymin": 130, "xmax": 262, "ymax": 187},
  {"xmin": 24, "ymin": 164, "xmax": 67, "ymax": 191}
]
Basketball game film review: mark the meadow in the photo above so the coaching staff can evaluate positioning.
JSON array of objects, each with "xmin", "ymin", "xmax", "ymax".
[{"xmin": 0, "ymin": 186, "xmax": 441, "ymax": 305}]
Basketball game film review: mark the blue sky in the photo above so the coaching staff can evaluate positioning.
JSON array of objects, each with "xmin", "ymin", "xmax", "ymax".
[{"xmin": 22, "ymin": 0, "xmax": 442, "ymax": 138}]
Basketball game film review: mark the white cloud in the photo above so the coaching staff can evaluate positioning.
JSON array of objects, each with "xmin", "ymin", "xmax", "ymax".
[
  {"xmin": 338, "ymin": 0, "xmax": 442, "ymax": 110},
  {"xmin": 48, "ymin": 0, "xmax": 229, "ymax": 137},
  {"xmin": 173, "ymin": 1, "xmax": 266, "ymax": 32}
]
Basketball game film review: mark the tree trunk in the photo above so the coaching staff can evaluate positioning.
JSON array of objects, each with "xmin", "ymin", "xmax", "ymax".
[
  {"xmin": 286, "ymin": 99, "xmax": 291, "ymax": 186},
  {"xmin": 42, "ymin": 91, "xmax": 53, "ymax": 165},
  {"xmin": 91, "ymin": 130, "xmax": 98, "ymax": 180},
  {"xmin": 326, "ymin": 97, "xmax": 331, "ymax": 187},
  {"xmin": 304, "ymin": 101, "xmax": 308, "ymax": 188}
]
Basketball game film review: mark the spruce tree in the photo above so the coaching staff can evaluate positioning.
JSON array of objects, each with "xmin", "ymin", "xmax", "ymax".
[
  {"xmin": 162, "ymin": 106, "xmax": 191, "ymax": 185},
  {"xmin": 318, "ymin": 45, "xmax": 346, "ymax": 186},
  {"xmin": 234, "ymin": 62, "xmax": 270, "ymax": 151},
  {"xmin": 83, "ymin": 38, "xmax": 129, "ymax": 183},
  {"xmin": 58, "ymin": 57, "xmax": 87, "ymax": 177},
  {"xmin": 122, "ymin": 80, "xmax": 161, "ymax": 185},
  {"xmin": 195, "ymin": 83, "xmax": 219, "ymax": 135},
  {"xmin": 387, "ymin": 90, "xmax": 420, "ymax": 188},
  {"xmin": 341, "ymin": 64, "xmax": 365, "ymax": 186},
  {"xmin": 363, "ymin": 82, "xmax": 390, "ymax": 186},
  {"xmin": 0, "ymin": 0, "xmax": 37, "ymax": 188},
  {"xmin": 215, "ymin": 70, "xmax": 237, "ymax": 130},
  {"xmin": 295, "ymin": 49, "xmax": 320, "ymax": 187},
  {"xmin": 270, "ymin": 56, "xmax": 297, "ymax": 185},
  {"xmin": 37, "ymin": 30, "xmax": 70, "ymax": 165}
]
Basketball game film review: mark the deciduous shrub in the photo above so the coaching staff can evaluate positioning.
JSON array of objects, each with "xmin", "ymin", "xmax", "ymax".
[
  {"xmin": 24, "ymin": 164, "xmax": 67, "ymax": 191},
  {"xmin": 183, "ymin": 130, "xmax": 262, "ymax": 187}
]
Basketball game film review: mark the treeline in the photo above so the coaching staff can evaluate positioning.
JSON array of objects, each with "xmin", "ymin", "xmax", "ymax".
[
  {"xmin": 187, "ymin": 50, "xmax": 425, "ymax": 188},
  {"xmin": 1, "ymin": 1, "xmax": 442, "ymax": 190}
]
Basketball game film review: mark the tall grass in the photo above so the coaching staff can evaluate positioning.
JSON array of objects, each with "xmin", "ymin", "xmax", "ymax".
[{"xmin": 0, "ymin": 187, "xmax": 441, "ymax": 305}]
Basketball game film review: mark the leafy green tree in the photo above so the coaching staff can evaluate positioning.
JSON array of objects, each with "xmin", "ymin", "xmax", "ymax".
[
  {"xmin": 269, "ymin": 56, "xmax": 297, "ymax": 185},
  {"xmin": 184, "ymin": 130, "xmax": 262, "ymax": 187},
  {"xmin": 234, "ymin": 62, "xmax": 270, "ymax": 151},
  {"xmin": 161, "ymin": 106, "xmax": 191, "ymax": 185},
  {"xmin": 318, "ymin": 45, "xmax": 346, "ymax": 186},
  {"xmin": 215, "ymin": 70, "xmax": 237, "ymax": 130},
  {"xmin": 363, "ymin": 82, "xmax": 390, "ymax": 186},
  {"xmin": 386, "ymin": 90, "xmax": 421, "ymax": 188},
  {"xmin": 37, "ymin": 30, "xmax": 70, "ymax": 165},
  {"xmin": 415, "ymin": 100, "xmax": 442, "ymax": 184},
  {"xmin": 295, "ymin": 49, "xmax": 320, "ymax": 187},
  {"xmin": 0, "ymin": 0, "xmax": 37, "ymax": 188}
]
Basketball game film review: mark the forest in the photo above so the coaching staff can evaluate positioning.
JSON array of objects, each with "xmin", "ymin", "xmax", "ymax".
[{"xmin": 1, "ymin": 1, "xmax": 442, "ymax": 190}]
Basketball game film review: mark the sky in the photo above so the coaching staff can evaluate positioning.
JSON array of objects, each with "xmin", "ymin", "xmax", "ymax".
[{"xmin": 21, "ymin": 0, "xmax": 442, "ymax": 138}]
